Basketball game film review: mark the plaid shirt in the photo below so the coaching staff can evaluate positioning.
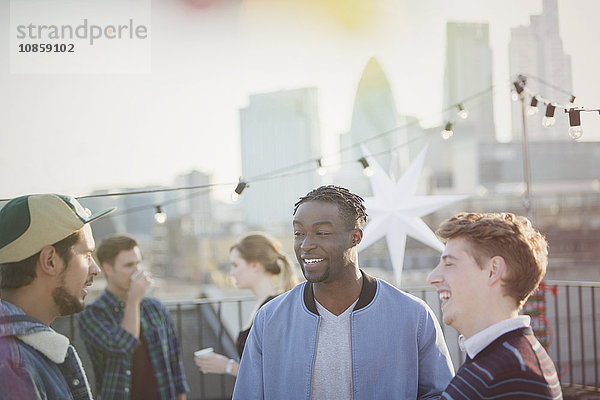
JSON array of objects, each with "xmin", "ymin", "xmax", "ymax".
[{"xmin": 77, "ymin": 290, "xmax": 189, "ymax": 400}]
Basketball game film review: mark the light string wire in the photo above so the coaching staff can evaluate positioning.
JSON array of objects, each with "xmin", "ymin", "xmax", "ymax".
[{"xmin": 0, "ymin": 84, "xmax": 509, "ymax": 206}]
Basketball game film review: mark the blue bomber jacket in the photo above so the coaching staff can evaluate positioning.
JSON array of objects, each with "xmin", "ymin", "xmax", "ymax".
[{"xmin": 233, "ymin": 271, "xmax": 454, "ymax": 399}]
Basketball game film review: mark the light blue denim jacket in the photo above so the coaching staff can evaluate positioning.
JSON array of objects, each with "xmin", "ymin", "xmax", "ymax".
[
  {"xmin": 233, "ymin": 271, "xmax": 454, "ymax": 399},
  {"xmin": 0, "ymin": 300, "xmax": 93, "ymax": 400}
]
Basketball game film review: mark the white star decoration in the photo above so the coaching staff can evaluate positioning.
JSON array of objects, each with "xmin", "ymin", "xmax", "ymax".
[{"xmin": 358, "ymin": 144, "xmax": 468, "ymax": 286}]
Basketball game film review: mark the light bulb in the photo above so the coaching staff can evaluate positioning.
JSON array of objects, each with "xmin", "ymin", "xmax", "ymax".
[
  {"xmin": 441, "ymin": 130, "xmax": 453, "ymax": 140},
  {"xmin": 231, "ymin": 179, "xmax": 247, "ymax": 202},
  {"xmin": 542, "ymin": 116, "xmax": 555, "ymax": 127},
  {"xmin": 441, "ymin": 122, "xmax": 453, "ymax": 140},
  {"xmin": 568, "ymin": 109, "xmax": 583, "ymax": 140},
  {"xmin": 362, "ymin": 166, "xmax": 374, "ymax": 177},
  {"xmin": 543, "ymin": 104, "xmax": 556, "ymax": 127},
  {"xmin": 568, "ymin": 126, "xmax": 583, "ymax": 140},
  {"xmin": 316, "ymin": 159, "xmax": 326, "ymax": 176},
  {"xmin": 358, "ymin": 157, "xmax": 373, "ymax": 176},
  {"xmin": 154, "ymin": 206, "xmax": 167, "ymax": 224},
  {"xmin": 457, "ymin": 104, "xmax": 468, "ymax": 119},
  {"xmin": 154, "ymin": 211, "xmax": 167, "ymax": 224},
  {"xmin": 527, "ymin": 97, "xmax": 538, "ymax": 115},
  {"xmin": 512, "ymin": 80, "xmax": 524, "ymax": 102}
]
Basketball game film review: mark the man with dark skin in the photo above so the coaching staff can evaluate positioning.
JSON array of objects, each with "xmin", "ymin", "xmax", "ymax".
[
  {"xmin": 293, "ymin": 200, "xmax": 363, "ymax": 316},
  {"xmin": 233, "ymin": 185, "xmax": 453, "ymax": 399}
]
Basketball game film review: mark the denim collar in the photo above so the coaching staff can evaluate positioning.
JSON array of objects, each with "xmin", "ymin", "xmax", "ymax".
[{"xmin": 0, "ymin": 300, "xmax": 70, "ymax": 363}]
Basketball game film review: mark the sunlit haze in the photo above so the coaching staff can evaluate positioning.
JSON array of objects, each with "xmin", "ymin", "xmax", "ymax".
[{"xmin": 1, "ymin": 0, "xmax": 599, "ymax": 201}]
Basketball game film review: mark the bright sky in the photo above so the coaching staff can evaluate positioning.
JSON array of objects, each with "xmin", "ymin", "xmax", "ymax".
[{"xmin": 1, "ymin": 0, "xmax": 599, "ymax": 202}]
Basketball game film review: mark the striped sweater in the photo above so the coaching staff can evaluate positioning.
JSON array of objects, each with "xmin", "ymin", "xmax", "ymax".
[{"xmin": 442, "ymin": 327, "xmax": 562, "ymax": 399}]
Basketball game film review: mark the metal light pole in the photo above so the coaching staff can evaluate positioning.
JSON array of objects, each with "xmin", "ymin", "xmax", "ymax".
[{"xmin": 519, "ymin": 94, "xmax": 534, "ymax": 221}]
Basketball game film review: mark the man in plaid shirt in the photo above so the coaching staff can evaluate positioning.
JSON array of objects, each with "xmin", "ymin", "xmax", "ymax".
[{"xmin": 78, "ymin": 234, "xmax": 188, "ymax": 400}]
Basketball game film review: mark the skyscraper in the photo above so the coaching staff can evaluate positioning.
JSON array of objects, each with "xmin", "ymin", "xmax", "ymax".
[
  {"xmin": 427, "ymin": 21, "xmax": 496, "ymax": 195},
  {"xmin": 174, "ymin": 170, "xmax": 214, "ymax": 236},
  {"xmin": 509, "ymin": 0, "xmax": 573, "ymax": 141},
  {"xmin": 338, "ymin": 57, "xmax": 409, "ymax": 196},
  {"xmin": 443, "ymin": 22, "xmax": 496, "ymax": 141},
  {"xmin": 239, "ymin": 88, "xmax": 322, "ymax": 230}
]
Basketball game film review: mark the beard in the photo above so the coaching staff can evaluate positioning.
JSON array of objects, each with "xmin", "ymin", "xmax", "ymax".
[
  {"xmin": 52, "ymin": 285, "xmax": 85, "ymax": 316},
  {"xmin": 301, "ymin": 263, "xmax": 330, "ymax": 284}
]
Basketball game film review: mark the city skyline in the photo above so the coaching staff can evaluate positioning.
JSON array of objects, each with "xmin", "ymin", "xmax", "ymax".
[{"xmin": 1, "ymin": 0, "xmax": 599, "ymax": 202}]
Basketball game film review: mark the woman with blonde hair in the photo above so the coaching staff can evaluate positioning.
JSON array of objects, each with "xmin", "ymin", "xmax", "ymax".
[{"xmin": 195, "ymin": 232, "xmax": 299, "ymax": 377}]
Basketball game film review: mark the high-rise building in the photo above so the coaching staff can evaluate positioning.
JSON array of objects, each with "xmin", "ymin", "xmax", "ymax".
[
  {"xmin": 509, "ymin": 0, "xmax": 573, "ymax": 141},
  {"xmin": 239, "ymin": 88, "xmax": 322, "ymax": 230},
  {"xmin": 338, "ymin": 57, "xmax": 410, "ymax": 197},
  {"xmin": 443, "ymin": 22, "xmax": 496, "ymax": 141},
  {"xmin": 425, "ymin": 22, "xmax": 496, "ymax": 196},
  {"xmin": 174, "ymin": 170, "xmax": 214, "ymax": 236}
]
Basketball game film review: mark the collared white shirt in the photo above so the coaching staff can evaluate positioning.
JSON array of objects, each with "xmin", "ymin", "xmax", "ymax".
[{"xmin": 459, "ymin": 315, "xmax": 531, "ymax": 359}]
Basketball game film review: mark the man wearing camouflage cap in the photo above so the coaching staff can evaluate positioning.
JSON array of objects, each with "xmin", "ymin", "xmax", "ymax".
[{"xmin": 0, "ymin": 193, "xmax": 114, "ymax": 400}]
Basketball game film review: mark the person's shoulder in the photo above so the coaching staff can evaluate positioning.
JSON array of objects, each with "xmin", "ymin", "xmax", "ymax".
[
  {"xmin": 84, "ymin": 289, "xmax": 114, "ymax": 307},
  {"xmin": 78, "ymin": 291, "xmax": 111, "ymax": 316},
  {"xmin": 463, "ymin": 354, "xmax": 557, "ymax": 396},
  {"xmin": 142, "ymin": 296, "xmax": 169, "ymax": 311},
  {"xmin": 142, "ymin": 296, "xmax": 163, "ymax": 305},
  {"xmin": 375, "ymin": 278, "xmax": 431, "ymax": 310},
  {"xmin": 474, "ymin": 328, "xmax": 549, "ymax": 379},
  {"xmin": 258, "ymin": 283, "xmax": 306, "ymax": 315},
  {"xmin": 0, "ymin": 335, "xmax": 32, "ymax": 377},
  {"xmin": 0, "ymin": 335, "xmax": 19, "ymax": 360}
]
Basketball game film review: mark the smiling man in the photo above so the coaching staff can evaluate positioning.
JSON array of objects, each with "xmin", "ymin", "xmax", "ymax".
[
  {"xmin": 428, "ymin": 212, "xmax": 562, "ymax": 399},
  {"xmin": 233, "ymin": 185, "xmax": 454, "ymax": 399},
  {"xmin": 0, "ymin": 193, "xmax": 114, "ymax": 400},
  {"xmin": 77, "ymin": 234, "xmax": 188, "ymax": 400}
]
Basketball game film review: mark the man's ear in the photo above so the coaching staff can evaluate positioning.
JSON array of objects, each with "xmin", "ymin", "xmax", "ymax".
[
  {"xmin": 488, "ymin": 256, "xmax": 506, "ymax": 286},
  {"xmin": 351, "ymin": 229, "xmax": 363, "ymax": 246},
  {"xmin": 101, "ymin": 262, "xmax": 112, "ymax": 278},
  {"xmin": 38, "ymin": 246, "xmax": 60, "ymax": 277}
]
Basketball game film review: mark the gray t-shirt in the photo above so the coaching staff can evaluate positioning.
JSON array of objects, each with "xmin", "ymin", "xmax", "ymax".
[{"xmin": 310, "ymin": 299, "xmax": 358, "ymax": 400}]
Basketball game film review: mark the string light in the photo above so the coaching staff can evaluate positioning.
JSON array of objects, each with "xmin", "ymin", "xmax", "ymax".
[
  {"xmin": 542, "ymin": 104, "xmax": 556, "ymax": 127},
  {"xmin": 358, "ymin": 157, "xmax": 374, "ymax": 177},
  {"xmin": 457, "ymin": 104, "xmax": 469, "ymax": 119},
  {"xmin": 1, "ymin": 87, "xmax": 498, "ymax": 205},
  {"xmin": 568, "ymin": 109, "xmax": 583, "ymax": 140},
  {"xmin": 231, "ymin": 179, "xmax": 247, "ymax": 202},
  {"xmin": 1, "ymin": 78, "xmax": 593, "ymax": 210},
  {"xmin": 527, "ymin": 96, "xmax": 539, "ymax": 116},
  {"xmin": 15, "ymin": 81, "xmax": 594, "ymax": 211},
  {"xmin": 316, "ymin": 159, "xmax": 327, "ymax": 176},
  {"xmin": 154, "ymin": 205, "xmax": 167, "ymax": 224},
  {"xmin": 2, "ymin": 75, "xmax": 593, "ymax": 219},
  {"xmin": 441, "ymin": 122, "xmax": 454, "ymax": 140},
  {"xmin": 511, "ymin": 74, "xmax": 598, "ymax": 138},
  {"xmin": 512, "ymin": 80, "xmax": 525, "ymax": 101}
]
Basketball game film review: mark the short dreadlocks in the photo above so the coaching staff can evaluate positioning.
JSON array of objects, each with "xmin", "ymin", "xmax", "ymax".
[{"xmin": 293, "ymin": 185, "xmax": 368, "ymax": 229}]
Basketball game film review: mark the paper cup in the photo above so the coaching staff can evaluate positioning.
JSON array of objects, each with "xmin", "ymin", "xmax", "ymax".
[{"xmin": 194, "ymin": 347, "xmax": 214, "ymax": 357}]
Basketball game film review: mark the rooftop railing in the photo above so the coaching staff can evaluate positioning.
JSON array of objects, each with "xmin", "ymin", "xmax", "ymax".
[{"xmin": 53, "ymin": 280, "xmax": 600, "ymax": 399}]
